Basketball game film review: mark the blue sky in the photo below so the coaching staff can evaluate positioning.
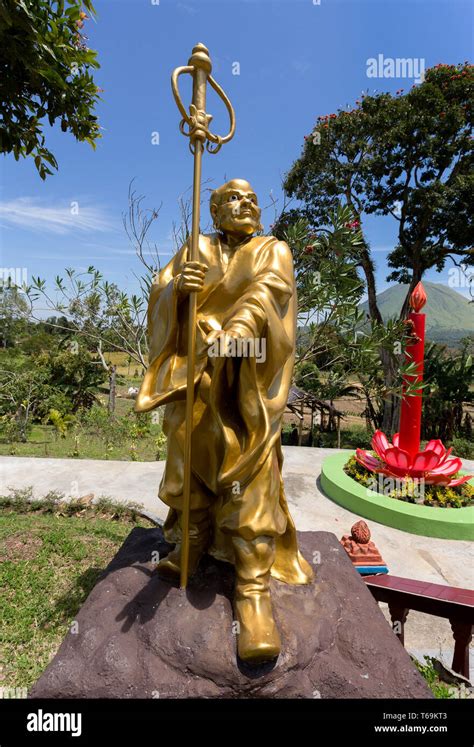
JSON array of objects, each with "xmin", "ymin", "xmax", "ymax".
[{"xmin": 1, "ymin": 0, "xmax": 472, "ymax": 302}]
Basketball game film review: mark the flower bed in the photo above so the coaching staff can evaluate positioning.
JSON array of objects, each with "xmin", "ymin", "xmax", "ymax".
[
  {"xmin": 345, "ymin": 455, "xmax": 474, "ymax": 508},
  {"xmin": 320, "ymin": 451, "xmax": 474, "ymax": 540}
]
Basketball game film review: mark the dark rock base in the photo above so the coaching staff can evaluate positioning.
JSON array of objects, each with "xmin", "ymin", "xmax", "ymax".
[{"xmin": 30, "ymin": 528, "xmax": 431, "ymax": 698}]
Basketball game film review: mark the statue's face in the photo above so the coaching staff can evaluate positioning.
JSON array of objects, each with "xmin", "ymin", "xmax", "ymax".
[{"xmin": 211, "ymin": 180, "xmax": 261, "ymax": 238}]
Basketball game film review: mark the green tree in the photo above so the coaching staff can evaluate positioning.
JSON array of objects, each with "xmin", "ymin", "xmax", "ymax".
[
  {"xmin": 276, "ymin": 204, "xmax": 414, "ymax": 431},
  {"xmin": 0, "ymin": 282, "xmax": 29, "ymax": 347},
  {"xmin": 0, "ymin": 345, "xmax": 106, "ymax": 445},
  {"xmin": 0, "ymin": 0, "xmax": 100, "ymax": 178},
  {"xmin": 23, "ymin": 184, "xmax": 166, "ymax": 413},
  {"xmin": 422, "ymin": 341, "xmax": 474, "ymax": 441},
  {"xmin": 36, "ymin": 346, "xmax": 106, "ymax": 411},
  {"xmin": 0, "ymin": 354, "xmax": 50, "ymax": 440},
  {"xmin": 283, "ymin": 62, "xmax": 473, "ymax": 431},
  {"xmin": 27, "ymin": 268, "xmax": 149, "ymax": 370}
]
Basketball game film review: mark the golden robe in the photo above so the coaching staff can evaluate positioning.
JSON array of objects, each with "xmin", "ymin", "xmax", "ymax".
[{"xmin": 135, "ymin": 233, "xmax": 313, "ymax": 585}]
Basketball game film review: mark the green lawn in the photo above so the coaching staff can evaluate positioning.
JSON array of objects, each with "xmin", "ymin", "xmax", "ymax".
[
  {"xmin": 0, "ymin": 503, "xmax": 151, "ymax": 691},
  {"xmin": 0, "ymin": 392, "xmax": 167, "ymax": 461},
  {"xmin": 0, "ymin": 424, "xmax": 163, "ymax": 461}
]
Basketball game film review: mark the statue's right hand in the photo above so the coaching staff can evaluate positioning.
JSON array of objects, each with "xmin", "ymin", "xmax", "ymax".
[{"xmin": 176, "ymin": 261, "xmax": 207, "ymax": 296}]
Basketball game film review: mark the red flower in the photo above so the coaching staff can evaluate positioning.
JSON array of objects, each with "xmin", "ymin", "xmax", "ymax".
[{"xmin": 355, "ymin": 431, "xmax": 473, "ymax": 487}]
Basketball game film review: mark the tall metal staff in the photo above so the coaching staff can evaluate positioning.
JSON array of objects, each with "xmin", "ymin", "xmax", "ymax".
[{"xmin": 171, "ymin": 43, "xmax": 235, "ymax": 588}]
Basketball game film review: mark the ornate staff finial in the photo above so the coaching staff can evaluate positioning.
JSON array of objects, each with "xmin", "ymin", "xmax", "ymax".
[{"xmin": 171, "ymin": 43, "xmax": 235, "ymax": 154}]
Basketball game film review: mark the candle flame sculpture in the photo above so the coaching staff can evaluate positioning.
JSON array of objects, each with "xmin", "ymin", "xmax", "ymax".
[{"xmin": 355, "ymin": 282, "xmax": 473, "ymax": 488}]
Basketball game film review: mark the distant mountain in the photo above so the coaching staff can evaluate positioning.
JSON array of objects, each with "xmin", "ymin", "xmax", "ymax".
[{"xmin": 358, "ymin": 282, "xmax": 474, "ymax": 346}]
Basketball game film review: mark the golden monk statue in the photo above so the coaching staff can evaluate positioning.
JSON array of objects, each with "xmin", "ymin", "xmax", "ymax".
[{"xmin": 135, "ymin": 178, "xmax": 313, "ymax": 663}]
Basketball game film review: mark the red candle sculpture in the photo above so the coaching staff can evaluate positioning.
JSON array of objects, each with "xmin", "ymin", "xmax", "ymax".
[
  {"xmin": 355, "ymin": 282, "xmax": 473, "ymax": 488},
  {"xmin": 398, "ymin": 281, "xmax": 427, "ymax": 458}
]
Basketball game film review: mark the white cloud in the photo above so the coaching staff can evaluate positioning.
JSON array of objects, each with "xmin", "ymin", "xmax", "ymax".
[
  {"xmin": 0, "ymin": 197, "xmax": 116, "ymax": 235},
  {"xmin": 177, "ymin": 2, "xmax": 198, "ymax": 14}
]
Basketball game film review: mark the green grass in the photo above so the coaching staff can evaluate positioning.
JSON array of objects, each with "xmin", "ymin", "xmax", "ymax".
[
  {"xmin": 412, "ymin": 657, "xmax": 458, "ymax": 699},
  {"xmin": 0, "ymin": 422, "xmax": 164, "ymax": 461},
  {"xmin": 102, "ymin": 351, "xmax": 146, "ymax": 378},
  {"xmin": 0, "ymin": 501, "xmax": 152, "ymax": 691},
  {"xmin": 0, "ymin": 393, "xmax": 166, "ymax": 461}
]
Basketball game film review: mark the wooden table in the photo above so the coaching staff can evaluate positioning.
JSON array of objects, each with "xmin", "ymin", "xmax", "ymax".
[{"xmin": 363, "ymin": 574, "xmax": 474, "ymax": 679}]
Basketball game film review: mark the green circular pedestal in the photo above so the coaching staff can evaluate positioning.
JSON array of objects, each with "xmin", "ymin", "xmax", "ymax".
[{"xmin": 321, "ymin": 451, "xmax": 474, "ymax": 541}]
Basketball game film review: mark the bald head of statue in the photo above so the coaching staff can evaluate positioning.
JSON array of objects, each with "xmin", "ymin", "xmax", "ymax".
[{"xmin": 210, "ymin": 179, "xmax": 263, "ymax": 240}]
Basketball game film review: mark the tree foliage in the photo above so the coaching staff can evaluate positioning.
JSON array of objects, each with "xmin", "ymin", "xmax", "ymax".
[
  {"xmin": 275, "ymin": 204, "xmax": 418, "ymax": 430},
  {"xmin": 0, "ymin": 0, "xmax": 100, "ymax": 178},
  {"xmin": 422, "ymin": 341, "xmax": 474, "ymax": 441},
  {"xmin": 26, "ymin": 268, "xmax": 149, "ymax": 368},
  {"xmin": 0, "ymin": 343, "xmax": 106, "ymax": 441},
  {"xmin": 284, "ymin": 63, "xmax": 473, "ymax": 317},
  {"xmin": 282, "ymin": 63, "xmax": 473, "ymax": 430}
]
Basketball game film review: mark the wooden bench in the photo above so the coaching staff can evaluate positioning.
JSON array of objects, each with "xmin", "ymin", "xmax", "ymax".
[{"xmin": 363, "ymin": 574, "xmax": 474, "ymax": 679}]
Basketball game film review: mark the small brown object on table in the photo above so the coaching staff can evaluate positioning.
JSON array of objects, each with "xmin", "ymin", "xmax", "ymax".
[{"xmin": 340, "ymin": 520, "xmax": 387, "ymax": 567}]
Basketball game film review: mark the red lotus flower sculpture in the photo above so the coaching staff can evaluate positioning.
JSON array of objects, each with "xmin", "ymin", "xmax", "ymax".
[{"xmin": 355, "ymin": 431, "xmax": 473, "ymax": 487}]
